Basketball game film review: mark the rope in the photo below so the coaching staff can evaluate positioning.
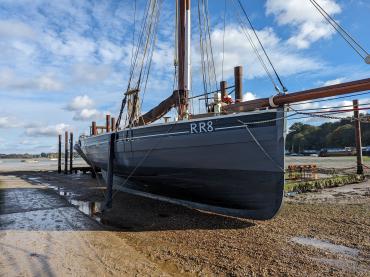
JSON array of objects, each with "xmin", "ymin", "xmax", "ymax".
[
  {"xmin": 138, "ymin": 1, "xmax": 163, "ymax": 119},
  {"xmin": 237, "ymin": 119, "xmax": 285, "ymax": 172},
  {"xmin": 197, "ymin": 0, "xmax": 210, "ymax": 110},
  {"xmin": 289, "ymin": 91, "xmax": 370, "ymax": 106},
  {"xmin": 309, "ymin": 0, "xmax": 369, "ymax": 61},
  {"xmin": 289, "ymin": 106, "xmax": 370, "ymax": 123},
  {"xmin": 203, "ymin": 0, "xmax": 218, "ymax": 92},
  {"xmin": 221, "ymin": 0, "xmax": 227, "ymax": 81},
  {"xmin": 117, "ymin": 0, "xmax": 152, "ymax": 127},
  {"xmin": 236, "ymin": 0, "xmax": 288, "ymax": 93},
  {"xmin": 290, "ymin": 101, "xmax": 370, "ymax": 112},
  {"xmin": 117, "ymin": 0, "xmax": 163, "ymax": 127},
  {"xmin": 231, "ymin": 0, "xmax": 280, "ymax": 93},
  {"xmin": 109, "ymin": 120, "xmax": 180, "ymax": 202}
]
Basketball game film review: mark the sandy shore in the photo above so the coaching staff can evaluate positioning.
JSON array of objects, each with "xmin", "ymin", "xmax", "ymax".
[{"xmin": 0, "ymin": 164, "xmax": 369, "ymax": 276}]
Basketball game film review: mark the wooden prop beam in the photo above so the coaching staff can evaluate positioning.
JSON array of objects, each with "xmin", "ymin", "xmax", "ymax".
[{"xmin": 224, "ymin": 78, "xmax": 370, "ymax": 112}]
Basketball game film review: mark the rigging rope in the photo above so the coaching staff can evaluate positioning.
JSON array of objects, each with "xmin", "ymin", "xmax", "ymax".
[
  {"xmin": 203, "ymin": 0, "xmax": 218, "ymax": 91},
  {"xmin": 290, "ymin": 101, "xmax": 370, "ymax": 112},
  {"xmin": 289, "ymin": 91, "xmax": 370, "ymax": 106},
  {"xmin": 198, "ymin": 0, "xmax": 218, "ymax": 110},
  {"xmin": 238, "ymin": 119, "xmax": 285, "ymax": 171},
  {"xmin": 230, "ymin": 0, "xmax": 280, "ymax": 93},
  {"xmin": 221, "ymin": 0, "xmax": 227, "ymax": 81},
  {"xmin": 197, "ymin": 0, "xmax": 209, "ymax": 109},
  {"xmin": 116, "ymin": 0, "xmax": 162, "ymax": 128},
  {"xmin": 236, "ymin": 0, "xmax": 288, "ymax": 93},
  {"xmin": 309, "ymin": 0, "xmax": 369, "ymax": 63},
  {"xmin": 289, "ymin": 106, "xmax": 370, "ymax": 123},
  {"xmin": 139, "ymin": 1, "xmax": 163, "ymax": 117}
]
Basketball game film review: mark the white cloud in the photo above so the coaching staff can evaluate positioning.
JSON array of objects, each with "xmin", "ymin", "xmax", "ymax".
[
  {"xmin": 243, "ymin": 92, "xmax": 257, "ymax": 101},
  {"xmin": 73, "ymin": 109, "xmax": 104, "ymax": 121},
  {"xmin": 0, "ymin": 69, "xmax": 63, "ymax": 91},
  {"xmin": 323, "ymin": 77, "xmax": 346, "ymax": 86},
  {"xmin": 66, "ymin": 95, "xmax": 94, "ymax": 111},
  {"xmin": 98, "ymin": 40, "xmax": 124, "ymax": 64},
  {"xmin": 20, "ymin": 139, "xmax": 39, "ymax": 145},
  {"xmin": 43, "ymin": 31, "xmax": 97, "ymax": 62},
  {"xmin": 195, "ymin": 25, "xmax": 322, "ymax": 81},
  {"xmin": 266, "ymin": 0, "xmax": 341, "ymax": 49},
  {"xmin": 0, "ymin": 116, "xmax": 22, "ymax": 128},
  {"xmin": 0, "ymin": 20, "xmax": 36, "ymax": 40},
  {"xmin": 26, "ymin": 123, "xmax": 70, "ymax": 137},
  {"xmin": 37, "ymin": 75, "xmax": 64, "ymax": 91},
  {"xmin": 65, "ymin": 95, "xmax": 108, "ymax": 121},
  {"xmin": 72, "ymin": 63, "xmax": 112, "ymax": 83}
]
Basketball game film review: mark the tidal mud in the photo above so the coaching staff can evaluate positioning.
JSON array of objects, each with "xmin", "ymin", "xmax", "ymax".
[{"xmin": 0, "ymin": 168, "xmax": 369, "ymax": 276}]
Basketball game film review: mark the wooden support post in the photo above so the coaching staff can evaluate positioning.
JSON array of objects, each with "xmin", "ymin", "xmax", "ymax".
[
  {"xmin": 111, "ymin": 117, "xmax": 116, "ymax": 132},
  {"xmin": 106, "ymin": 114, "xmax": 111, "ymax": 133},
  {"xmin": 58, "ymin": 134, "xmax": 62, "ymax": 173},
  {"xmin": 220, "ymin": 81, "xmax": 227, "ymax": 100},
  {"xmin": 69, "ymin": 132, "xmax": 73, "ymax": 174},
  {"xmin": 234, "ymin": 66, "xmax": 243, "ymax": 103},
  {"xmin": 104, "ymin": 133, "xmax": 115, "ymax": 210},
  {"xmin": 92, "ymin": 121, "xmax": 97, "ymax": 135},
  {"xmin": 353, "ymin": 100, "xmax": 363, "ymax": 174},
  {"xmin": 64, "ymin": 131, "xmax": 68, "ymax": 174}
]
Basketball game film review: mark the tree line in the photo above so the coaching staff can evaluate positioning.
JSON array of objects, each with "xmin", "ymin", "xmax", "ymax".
[{"xmin": 286, "ymin": 115, "xmax": 370, "ymax": 153}]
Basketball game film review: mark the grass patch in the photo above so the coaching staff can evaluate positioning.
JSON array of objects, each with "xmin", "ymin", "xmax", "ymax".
[
  {"xmin": 363, "ymin": 156, "xmax": 370, "ymax": 162},
  {"xmin": 284, "ymin": 174, "xmax": 365, "ymax": 193}
]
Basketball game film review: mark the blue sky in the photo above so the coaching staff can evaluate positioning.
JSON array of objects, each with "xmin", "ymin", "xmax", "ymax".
[{"xmin": 0, "ymin": 0, "xmax": 369, "ymax": 154}]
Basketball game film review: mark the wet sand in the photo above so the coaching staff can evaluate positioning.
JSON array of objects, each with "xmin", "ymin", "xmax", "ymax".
[
  {"xmin": 0, "ymin": 175, "xmax": 172, "ymax": 276},
  {"xmin": 0, "ymin": 163, "xmax": 369, "ymax": 276}
]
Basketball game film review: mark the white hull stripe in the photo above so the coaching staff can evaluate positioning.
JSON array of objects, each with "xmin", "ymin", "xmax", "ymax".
[
  {"xmin": 117, "ymin": 131, "xmax": 190, "ymax": 141},
  {"xmin": 84, "ymin": 124, "xmax": 271, "ymax": 147}
]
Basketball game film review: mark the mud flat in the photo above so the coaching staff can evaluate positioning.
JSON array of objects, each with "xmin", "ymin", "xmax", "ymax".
[{"xmin": 0, "ymin": 166, "xmax": 369, "ymax": 276}]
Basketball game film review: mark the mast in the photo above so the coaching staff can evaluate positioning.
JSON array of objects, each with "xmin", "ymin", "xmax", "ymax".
[{"xmin": 177, "ymin": 0, "xmax": 191, "ymax": 118}]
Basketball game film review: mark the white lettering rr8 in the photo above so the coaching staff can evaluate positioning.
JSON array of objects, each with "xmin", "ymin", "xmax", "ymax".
[{"xmin": 190, "ymin": 121, "xmax": 214, "ymax": 134}]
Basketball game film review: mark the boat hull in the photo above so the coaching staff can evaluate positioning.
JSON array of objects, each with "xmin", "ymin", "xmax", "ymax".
[{"xmin": 77, "ymin": 109, "xmax": 286, "ymax": 220}]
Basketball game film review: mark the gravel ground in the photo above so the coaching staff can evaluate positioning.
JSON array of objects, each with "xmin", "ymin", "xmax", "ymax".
[
  {"xmin": 1, "ymin": 167, "xmax": 369, "ymax": 276},
  {"xmin": 286, "ymin": 156, "xmax": 370, "ymax": 172}
]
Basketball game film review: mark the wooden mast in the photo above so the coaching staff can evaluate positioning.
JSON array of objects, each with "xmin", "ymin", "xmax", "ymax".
[
  {"xmin": 177, "ymin": 0, "xmax": 190, "ymax": 119},
  {"xmin": 137, "ymin": 1, "xmax": 368, "ymax": 125}
]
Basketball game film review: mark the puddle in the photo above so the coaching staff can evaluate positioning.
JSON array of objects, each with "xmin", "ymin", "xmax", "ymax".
[
  {"xmin": 43, "ymin": 184, "xmax": 75, "ymax": 197},
  {"xmin": 285, "ymin": 192, "xmax": 298, "ymax": 197},
  {"xmin": 22, "ymin": 176, "xmax": 121, "ymax": 229},
  {"xmin": 292, "ymin": 237, "xmax": 359, "ymax": 257},
  {"xmin": 42, "ymin": 184, "xmax": 102, "ymax": 221},
  {"xmin": 27, "ymin": 177, "xmax": 42, "ymax": 183},
  {"xmin": 311, "ymin": 257, "xmax": 369, "ymax": 274},
  {"xmin": 27, "ymin": 177, "xmax": 40, "ymax": 180}
]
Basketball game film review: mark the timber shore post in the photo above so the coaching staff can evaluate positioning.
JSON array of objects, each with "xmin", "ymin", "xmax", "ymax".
[
  {"xmin": 111, "ymin": 117, "xmax": 116, "ymax": 132},
  {"xmin": 353, "ymin": 99, "xmax": 364, "ymax": 175},
  {"xmin": 106, "ymin": 114, "xmax": 111, "ymax": 133},
  {"xmin": 64, "ymin": 131, "xmax": 68, "ymax": 174},
  {"xmin": 69, "ymin": 132, "xmax": 73, "ymax": 174},
  {"xmin": 104, "ymin": 133, "xmax": 115, "ymax": 210},
  {"xmin": 58, "ymin": 134, "xmax": 62, "ymax": 173}
]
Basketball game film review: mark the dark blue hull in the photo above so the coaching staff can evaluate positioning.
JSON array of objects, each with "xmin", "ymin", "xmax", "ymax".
[{"xmin": 77, "ymin": 110, "xmax": 286, "ymax": 220}]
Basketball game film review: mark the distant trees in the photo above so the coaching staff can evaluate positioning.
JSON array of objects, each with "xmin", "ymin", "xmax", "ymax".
[{"xmin": 286, "ymin": 115, "xmax": 370, "ymax": 152}]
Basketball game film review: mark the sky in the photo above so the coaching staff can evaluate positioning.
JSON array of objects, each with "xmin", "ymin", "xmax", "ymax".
[{"xmin": 0, "ymin": 0, "xmax": 369, "ymax": 154}]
